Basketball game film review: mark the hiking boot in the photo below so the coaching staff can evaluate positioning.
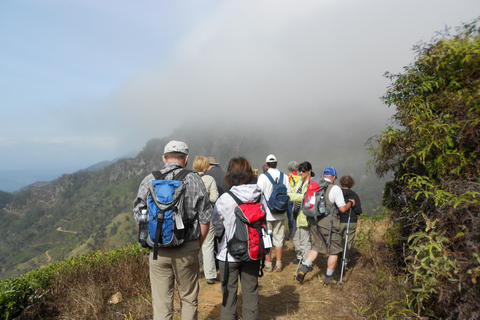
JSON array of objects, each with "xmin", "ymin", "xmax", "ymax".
[
  {"xmin": 323, "ymin": 274, "xmax": 336, "ymax": 286},
  {"xmin": 292, "ymin": 258, "xmax": 302, "ymax": 265},
  {"xmin": 206, "ymin": 278, "xmax": 220, "ymax": 284},
  {"xmin": 275, "ymin": 265, "xmax": 282, "ymax": 272},
  {"xmin": 264, "ymin": 265, "xmax": 273, "ymax": 272},
  {"xmin": 295, "ymin": 265, "xmax": 310, "ymax": 283}
]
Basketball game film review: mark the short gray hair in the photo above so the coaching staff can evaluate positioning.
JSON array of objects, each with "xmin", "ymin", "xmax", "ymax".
[{"xmin": 287, "ymin": 161, "xmax": 299, "ymax": 172}]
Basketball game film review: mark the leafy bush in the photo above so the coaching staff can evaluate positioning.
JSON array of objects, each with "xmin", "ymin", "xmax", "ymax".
[
  {"xmin": 369, "ymin": 18, "xmax": 480, "ymax": 318},
  {"xmin": 405, "ymin": 215, "xmax": 460, "ymax": 316}
]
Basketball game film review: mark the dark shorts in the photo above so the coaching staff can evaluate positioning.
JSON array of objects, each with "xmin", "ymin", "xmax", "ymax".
[{"xmin": 308, "ymin": 213, "xmax": 343, "ymax": 255}]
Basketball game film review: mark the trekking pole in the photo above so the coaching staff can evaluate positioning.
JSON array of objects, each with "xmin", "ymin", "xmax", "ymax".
[
  {"xmin": 339, "ymin": 207, "xmax": 352, "ymax": 285},
  {"xmin": 294, "ymin": 228, "xmax": 311, "ymax": 279}
]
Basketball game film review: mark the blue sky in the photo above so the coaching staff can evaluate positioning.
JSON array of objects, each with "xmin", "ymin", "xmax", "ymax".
[
  {"xmin": 1, "ymin": 1, "xmax": 214, "ymax": 173},
  {"xmin": 1, "ymin": 0, "xmax": 479, "ymax": 188}
]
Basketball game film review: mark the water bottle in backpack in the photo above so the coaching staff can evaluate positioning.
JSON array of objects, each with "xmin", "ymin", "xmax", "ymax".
[
  {"xmin": 319, "ymin": 194, "xmax": 326, "ymax": 214},
  {"xmin": 302, "ymin": 177, "xmax": 331, "ymax": 219},
  {"xmin": 138, "ymin": 209, "xmax": 149, "ymax": 248}
]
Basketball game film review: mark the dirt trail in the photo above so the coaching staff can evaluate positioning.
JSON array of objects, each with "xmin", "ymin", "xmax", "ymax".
[
  {"xmin": 194, "ymin": 239, "xmax": 376, "ymax": 320},
  {"xmin": 45, "ymin": 251, "xmax": 52, "ymax": 262},
  {"xmin": 56, "ymin": 227, "xmax": 77, "ymax": 234}
]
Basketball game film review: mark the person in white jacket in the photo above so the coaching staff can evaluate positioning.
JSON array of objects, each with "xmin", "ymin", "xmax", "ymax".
[{"xmin": 212, "ymin": 157, "xmax": 264, "ymax": 320}]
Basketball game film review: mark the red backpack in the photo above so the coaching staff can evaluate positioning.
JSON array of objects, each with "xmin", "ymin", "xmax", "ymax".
[
  {"xmin": 225, "ymin": 191, "xmax": 269, "ymax": 262},
  {"xmin": 221, "ymin": 191, "xmax": 270, "ymax": 306}
]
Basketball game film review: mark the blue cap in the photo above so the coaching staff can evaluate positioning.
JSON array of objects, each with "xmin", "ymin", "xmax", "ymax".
[{"xmin": 323, "ymin": 167, "xmax": 337, "ymax": 176}]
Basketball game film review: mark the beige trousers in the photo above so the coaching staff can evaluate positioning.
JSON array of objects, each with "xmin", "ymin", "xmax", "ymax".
[{"xmin": 149, "ymin": 240, "xmax": 200, "ymax": 320}]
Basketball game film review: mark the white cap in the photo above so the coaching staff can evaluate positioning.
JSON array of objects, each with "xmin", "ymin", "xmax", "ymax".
[
  {"xmin": 164, "ymin": 140, "xmax": 189, "ymax": 154},
  {"xmin": 266, "ymin": 154, "xmax": 277, "ymax": 162}
]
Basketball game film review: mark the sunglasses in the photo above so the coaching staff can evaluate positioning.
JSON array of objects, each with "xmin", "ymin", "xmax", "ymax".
[{"xmin": 300, "ymin": 170, "xmax": 308, "ymax": 173}]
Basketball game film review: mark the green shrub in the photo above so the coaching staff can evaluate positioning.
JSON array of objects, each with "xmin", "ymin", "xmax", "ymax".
[{"xmin": 369, "ymin": 18, "xmax": 480, "ymax": 318}]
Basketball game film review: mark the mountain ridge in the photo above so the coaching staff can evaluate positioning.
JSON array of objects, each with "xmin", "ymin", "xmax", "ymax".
[{"xmin": 0, "ymin": 149, "xmax": 140, "ymax": 193}]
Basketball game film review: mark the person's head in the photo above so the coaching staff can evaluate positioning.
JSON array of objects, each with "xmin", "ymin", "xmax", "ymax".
[
  {"xmin": 287, "ymin": 161, "xmax": 299, "ymax": 172},
  {"xmin": 298, "ymin": 161, "xmax": 315, "ymax": 179},
  {"xmin": 265, "ymin": 154, "xmax": 277, "ymax": 169},
  {"xmin": 163, "ymin": 140, "xmax": 189, "ymax": 167},
  {"xmin": 207, "ymin": 157, "xmax": 219, "ymax": 166},
  {"xmin": 206, "ymin": 156, "xmax": 219, "ymax": 170},
  {"xmin": 323, "ymin": 166, "xmax": 338, "ymax": 181},
  {"xmin": 224, "ymin": 157, "xmax": 256, "ymax": 187},
  {"xmin": 192, "ymin": 156, "xmax": 209, "ymax": 173},
  {"xmin": 340, "ymin": 176, "xmax": 355, "ymax": 189},
  {"xmin": 262, "ymin": 164, "xmax": 268, "ymax": 173}
]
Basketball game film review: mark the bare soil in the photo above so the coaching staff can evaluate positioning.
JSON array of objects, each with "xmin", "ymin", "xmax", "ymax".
[{"xmin": 194, "ymin": 238, "xmax": 377, "ymax": 320}]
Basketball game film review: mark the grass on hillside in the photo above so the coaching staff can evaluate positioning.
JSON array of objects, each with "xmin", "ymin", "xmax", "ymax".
[
  {"xmin": 2, "ymin": 211, "xmax": 138, "ymax": 281},
  {"xmin": 1, "ymin": 215, "xmax": 412, "ymax": 320}
]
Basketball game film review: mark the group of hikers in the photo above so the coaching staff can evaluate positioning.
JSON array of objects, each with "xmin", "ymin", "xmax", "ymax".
[{"xmin": 133, "ymin": 140, "xmax": 363, "ymax": 320}]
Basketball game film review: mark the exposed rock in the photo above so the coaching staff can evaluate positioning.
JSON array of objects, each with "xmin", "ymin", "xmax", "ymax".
[{"xmin": 108, "ymin": 292, "xmax": 123, "ymax": 305}]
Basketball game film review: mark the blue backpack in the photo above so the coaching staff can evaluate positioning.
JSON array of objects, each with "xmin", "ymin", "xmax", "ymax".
[
  {"xmin": 146, "ymin": 168, "xmax": 195, "ymax": 259},
  {"xmin": 263, "ymin": 172, "xmax": 289, "ymax": 213}
]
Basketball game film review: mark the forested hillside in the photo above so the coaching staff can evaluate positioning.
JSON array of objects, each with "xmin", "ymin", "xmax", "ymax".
[{"xmin": 0, "ymin": 126, "xmax": 385, "ymax": 279}]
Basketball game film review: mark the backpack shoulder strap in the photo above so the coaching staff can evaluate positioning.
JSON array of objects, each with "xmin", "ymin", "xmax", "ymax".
[
  {"xmin": 289, "ymin": 173, "xmax": 299, "ymax": 182},
  {"xmin": 152, "ymin": 170, "xmax": 164, "ymax": 180},
  {"xmin": 324, "ymin": 183, "xmax": 335, "ymax": 203},
  {"xmin": 152, "ymin": 168, "xmax": 176, "ymax": 180},
  {"xmin": 173, "ymin": 168, "xmax": 192, "ymax": 181},
  {"xmin": 263, "ymin": 171, "xmax": 277, "ymax": 185},
  {"xmin": 325, "ymin": 184, "xmax": 337, "ymax": 245},
  {"xmin": 227, "ymin": 191, "xmax": 244, "ymax": 206},
  {"xmin": 223, "ymin": 190, "xmax": 246, "ymax": 307},
  {"xmin": 152, "ymin": 168, "xmax": 192, "ymax": 181},
  {"xmin": 279, "ymin": 172, "xmax": 284, "ymax": 185}
]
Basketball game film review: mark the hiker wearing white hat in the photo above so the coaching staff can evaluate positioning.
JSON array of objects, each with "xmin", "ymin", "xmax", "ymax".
[{"xmin": 256, "ymin": 154, "xmax": 291, "ymax": 273}]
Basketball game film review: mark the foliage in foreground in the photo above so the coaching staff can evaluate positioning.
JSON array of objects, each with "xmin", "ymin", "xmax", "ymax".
[
  {"xmin": 369, "ymin": 18, "xmax": 480, "ymax": 319},
  {"xmin": 0, "ymin": 244, "xmax": 149, "ymax": 320}
]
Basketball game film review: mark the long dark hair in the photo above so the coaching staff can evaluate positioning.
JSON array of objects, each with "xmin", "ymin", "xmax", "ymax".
[
  {"xmin": 298, "ymin": 161, "xmax": 315, "ymax": 177},
  {"xmin": 224, "ymin": 157, "xmax": 256, "ymax": 187}
]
